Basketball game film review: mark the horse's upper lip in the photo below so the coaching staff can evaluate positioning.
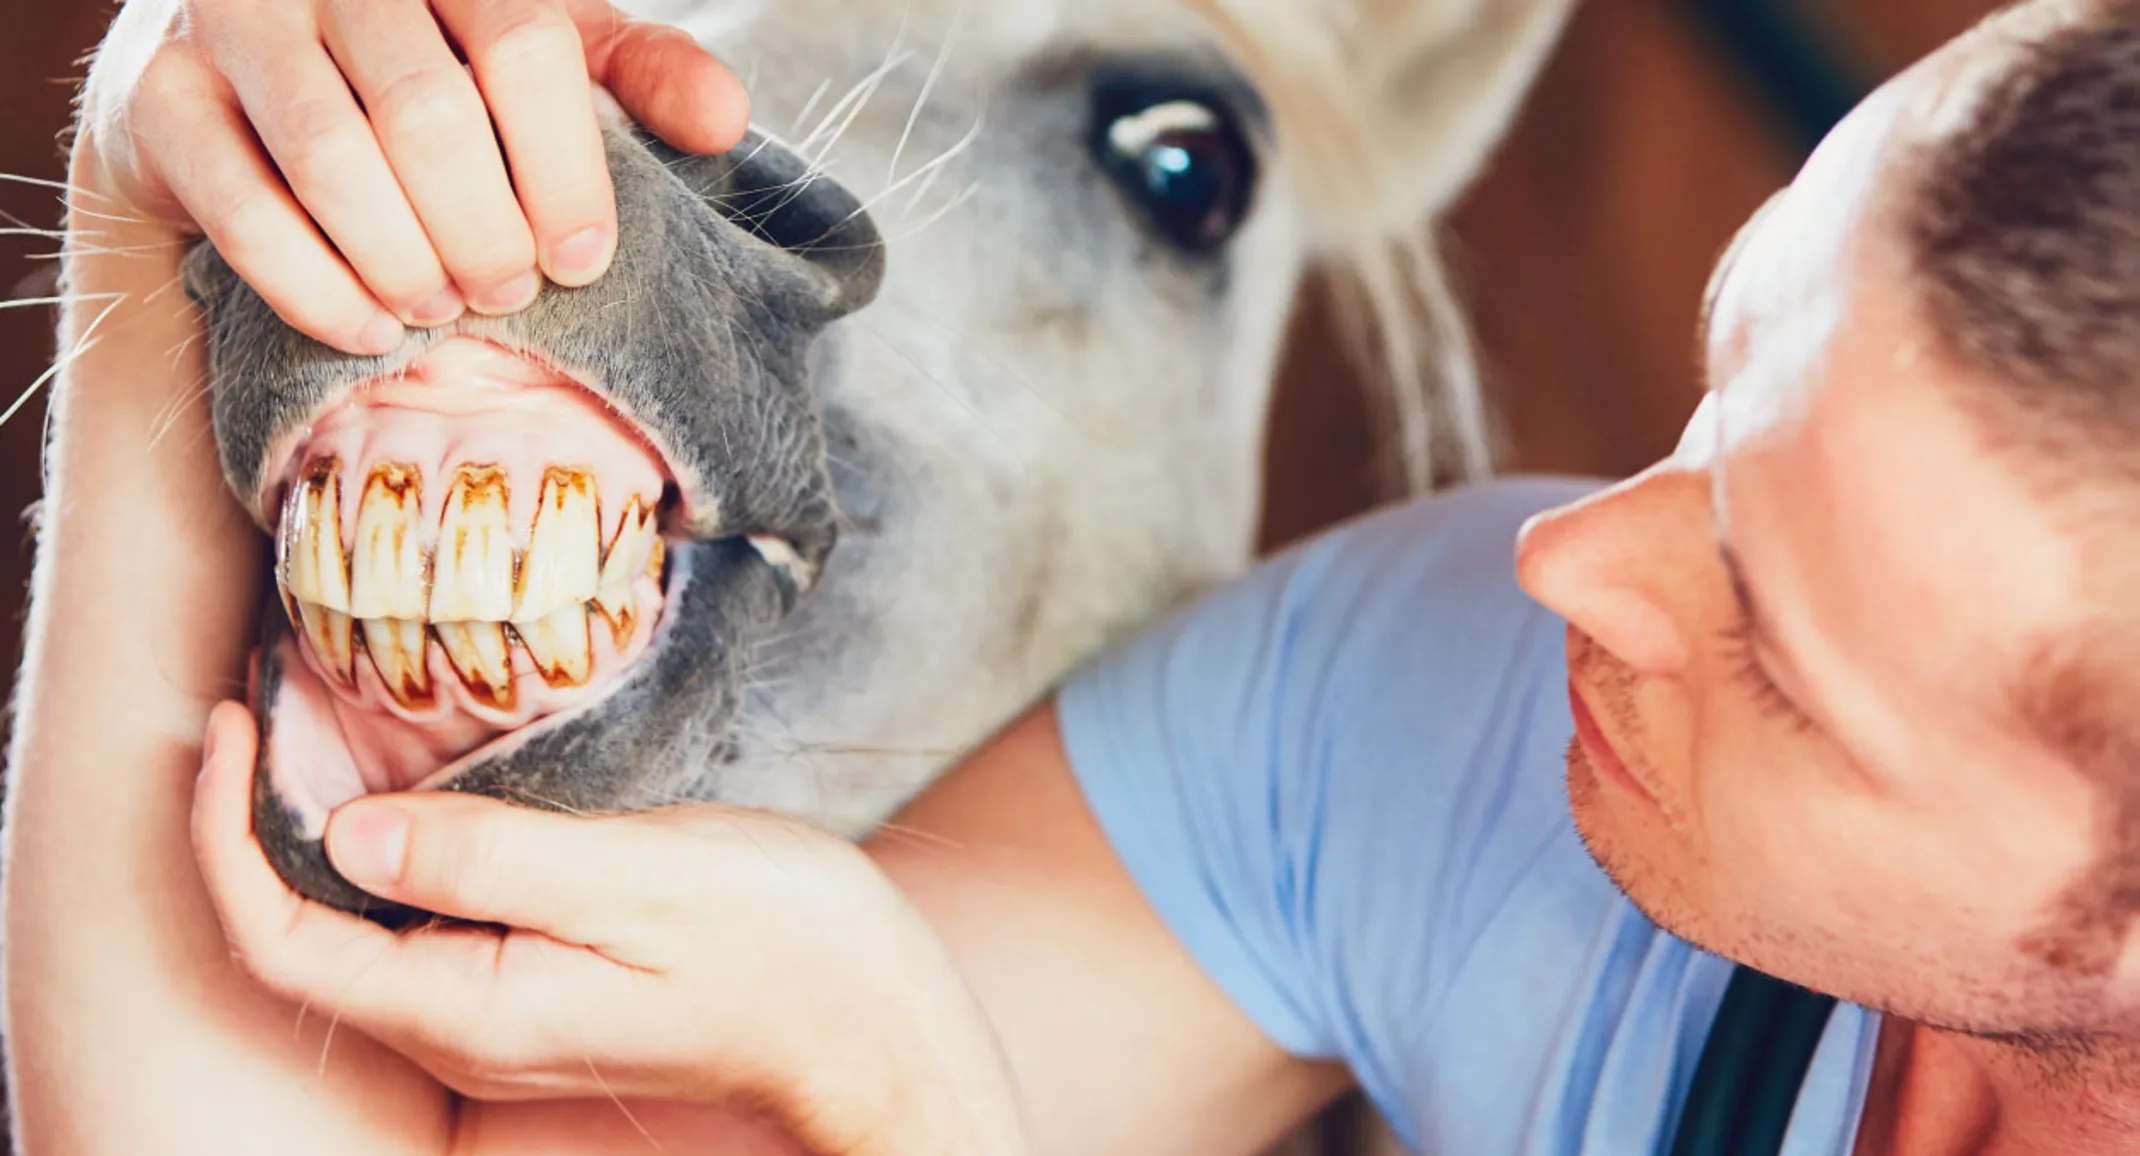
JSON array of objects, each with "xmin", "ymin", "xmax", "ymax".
[{"xmin": 252, "ymin": 330, "xmax": 688, "ymax": 528}]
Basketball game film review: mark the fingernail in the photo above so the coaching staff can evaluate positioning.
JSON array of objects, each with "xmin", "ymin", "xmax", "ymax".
[
  {"xmin": 548, "ymin": 226, "xmax": 613, "ymax": 284},
  {"xmin": 358, "ymin": 312, "xmax": 405, "ymax": 356},
  {"xmin": 408, "ymin": 286, "xmax": 464, "ymax": 327},
  {"xmin": 470, "ymin": 270, "xmax": 540, "ymax": 315},
  {"xmin": 333, "ymin": 804, "xmax": 410, "ymax": 889}
]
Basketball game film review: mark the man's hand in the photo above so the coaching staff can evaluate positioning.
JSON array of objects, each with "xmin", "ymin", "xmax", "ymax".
[
  {"xmin": 77, "ymin": 0, "xmax": 749, "ymax": 356},
  {"xmin": 190, "ymin": 702, "xmax": 1032, "ymax": 1155}
]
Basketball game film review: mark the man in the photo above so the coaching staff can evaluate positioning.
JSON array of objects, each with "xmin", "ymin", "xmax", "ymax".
[{"xmin": 14, "ymin": 1, "xmax": 2140, "ymax": 1154}]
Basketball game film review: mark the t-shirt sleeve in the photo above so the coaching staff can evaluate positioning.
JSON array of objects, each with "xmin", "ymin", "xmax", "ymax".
[{"xmin": 1054, "ymin": 477, "xmax": 1609, "ymax": 1126}]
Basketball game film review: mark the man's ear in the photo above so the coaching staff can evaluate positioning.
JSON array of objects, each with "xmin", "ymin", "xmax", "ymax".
[{"xmin": 1195, "ymin": 0, "xmax": 1576, "ymax": 246}]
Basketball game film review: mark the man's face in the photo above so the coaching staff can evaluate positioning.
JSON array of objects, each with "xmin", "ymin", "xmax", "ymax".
[{"xmin": 1517, "ymin": 50, "xmax": 2140, "ymax": 1035}]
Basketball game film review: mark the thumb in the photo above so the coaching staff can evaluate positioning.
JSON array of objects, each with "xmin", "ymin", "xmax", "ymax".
[
  {"xmin": 569, "ymin": 1, "xmax": 751, "ymax": 154},
  {"xmin": 324, "ymin": 792, "xmax": 661, "ymax": 951}
]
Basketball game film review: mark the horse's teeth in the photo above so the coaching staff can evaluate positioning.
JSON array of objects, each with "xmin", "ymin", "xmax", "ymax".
[
  {"xmin": 598, "ymin": 494, "xmax": 659, "ymax": 592},
  {"xmin": 281, "ymin": 458, "xmax": 350, "ymax": 613},
  {"xmin": 429, "ymin": 465, "xmax": 516, "ymax": 622},
  {"xmin": 514, "ymin": 467, "xmax": 601, "ymax": 620},
  {"xmin": 592, "ymin": 583, "xmax": 639, "ymax": 650},
  {"xmin": 513, "ymin": 605, "xmax": 594, "ymax": 687},
  {"xmin": 348, "ymin": 463, "xmax": 427, "ymax": 619},
  {"xmin": 435, "ymin": 620, "xmax": 514, "ymax": 707},
  {"xmin": 361, "ymin": 617, "xmax": 433, "ymax": 705},
  {"xmin": 298, "ymin": 602, "xmax": 356, "ymax": 682},
  {"xmin": 281, "ymin": 460, "xmax": 661, "ymax": 691}
]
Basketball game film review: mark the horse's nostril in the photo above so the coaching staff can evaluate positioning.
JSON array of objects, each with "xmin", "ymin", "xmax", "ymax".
[{"xmin": 648, "ymin": 127, "xmax": 886, "ymax": 321}]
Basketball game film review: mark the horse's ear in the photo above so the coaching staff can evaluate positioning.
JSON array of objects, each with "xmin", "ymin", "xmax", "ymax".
[{"xmin": 1196, "ymin": 0, "xmax": 1576, "ymax": 246}]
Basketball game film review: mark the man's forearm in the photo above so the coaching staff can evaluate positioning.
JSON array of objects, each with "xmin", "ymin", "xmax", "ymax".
[{"xmin": 1, "ymin": 141, "xmax": 451, "ymax": 1153}]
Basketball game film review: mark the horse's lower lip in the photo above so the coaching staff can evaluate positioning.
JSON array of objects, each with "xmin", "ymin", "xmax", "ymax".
[{"xmin": 1568, "ymin": 680, "xmax": 1655, "ymax": 806}]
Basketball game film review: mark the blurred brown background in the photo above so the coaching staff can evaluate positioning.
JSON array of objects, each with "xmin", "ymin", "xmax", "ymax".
[{"xmin": 0, "ymin": 1, "xmax": 2008, "ymax": 754}]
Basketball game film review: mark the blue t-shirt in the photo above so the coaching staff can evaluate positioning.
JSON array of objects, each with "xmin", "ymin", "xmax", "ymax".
[{"xmin": 1055, "ymin": 478, "xmax": 1883, "ymax": 1156}]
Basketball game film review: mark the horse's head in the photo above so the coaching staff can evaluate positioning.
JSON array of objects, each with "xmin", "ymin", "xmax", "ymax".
[{"xmin": 183, "ymin": 0, "xmax": 1576, "ymax": 920}]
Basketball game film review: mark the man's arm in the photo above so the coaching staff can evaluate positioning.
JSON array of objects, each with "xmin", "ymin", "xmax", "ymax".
[
  {"xmin": 867, "ymin": 704, "xmax": 1357, "ymax": 1156},
  {"xmin": 2, "ymin": 142, "xmax": 452, "ymax": 1152}
]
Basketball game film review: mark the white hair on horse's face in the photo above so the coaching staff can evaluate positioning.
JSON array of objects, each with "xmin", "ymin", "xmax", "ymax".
[{"xmin": 648, "ymin": 0, "xmax": 1575, "ymax": 828}]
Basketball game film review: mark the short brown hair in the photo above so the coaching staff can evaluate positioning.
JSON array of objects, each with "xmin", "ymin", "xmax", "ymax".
[
  {"xmin": 1902, "ymin": 0, "xmax": 2140, "ymax": 974},
  {"xmin": 1907, "ymin": 2, "xmax": 2140, "ymax": 468}
]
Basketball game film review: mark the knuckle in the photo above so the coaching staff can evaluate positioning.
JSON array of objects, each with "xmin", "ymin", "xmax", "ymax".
[
  {"xmin": 472, "ymin": 7, "xmax": 579, "ymax": 75},
  {"xmin": 421, "ymin": 811, "xmax": 514, "ymax": 908},
  {"xmin": 224, "ymin": 934, "xmax": 302, "ymax": 999},
  {"xmin": 369, "ymin": 68, "xmax": 479, "ymax": 144},
  {"xmin": 273, "ymin": 87, "xmax": 349, "ymax": 145},
  {"xmin": 472, "ymin": 1026, "xmax": 546, "ymax": 1081},
  {"xmin": 272, "ymin": 113, "xmax": 371, "ymax": 189},
  {"xmin": 127, "ymin": 44, "xmax": 210, "ymax": 134},
  {"xmin": 132, "ymin": 45, "xmax": 193, "ymax": 105},
  {"xmin": 437, "ymin": 1014, "xmax": 547, "ymax": 1085},
  {"xmin": 202, "ymin": 186, "xmax": 286, "ymax": 262}
]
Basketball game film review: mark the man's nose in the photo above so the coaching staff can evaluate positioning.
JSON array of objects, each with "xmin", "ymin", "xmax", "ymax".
[{"xmin": 1516, "ymin": 465, "xmax": 1718, "ymax": 677}]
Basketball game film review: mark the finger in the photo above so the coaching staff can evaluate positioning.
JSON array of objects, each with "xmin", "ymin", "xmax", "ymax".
[
  {"xmin": 190, "ymin": 700, "xmax": 391, "ymax": 981},
  {"xmin": 432, "ymin": 0, "xmax": 616, "ymax": 288},
  {"xmin": 570, "ymin": 2, "xmax": 750, "ymax": 154},
  {"xmin": 322, "ymin": 792, "xmax": 689, "ymax": 954},
  {"xmin": 189, "ymin": 704, "xmax": 554, "ymax": 1052},
  {"xmin": 201, "ymin": 17, "xmax": 464, "ymax": 326},
  {"xmin": 319, "ymin": 794, "xmax": 938, "ymax": 1116},
  {"xmin": 319, "ymin": 0, "xmax": 540, "ymax": 314},
  {"xmin": 132, "ymin": 47, "xmax": 404, "ymax": 355}
]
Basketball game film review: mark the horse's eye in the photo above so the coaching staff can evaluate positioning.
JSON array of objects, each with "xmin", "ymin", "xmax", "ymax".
[{"xmin": 1095, "ymin": 98, "xmax": 1256, "ymax": 252}]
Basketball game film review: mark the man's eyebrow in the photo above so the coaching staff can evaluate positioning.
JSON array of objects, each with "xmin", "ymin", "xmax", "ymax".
[
  {"xmin": 1696, "ymin": 189, "xmax": 1787, "ymax": 359},
  {"xmin": 1696, "ymin": 264, "xmax": 1728, "ymax": 356}
]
